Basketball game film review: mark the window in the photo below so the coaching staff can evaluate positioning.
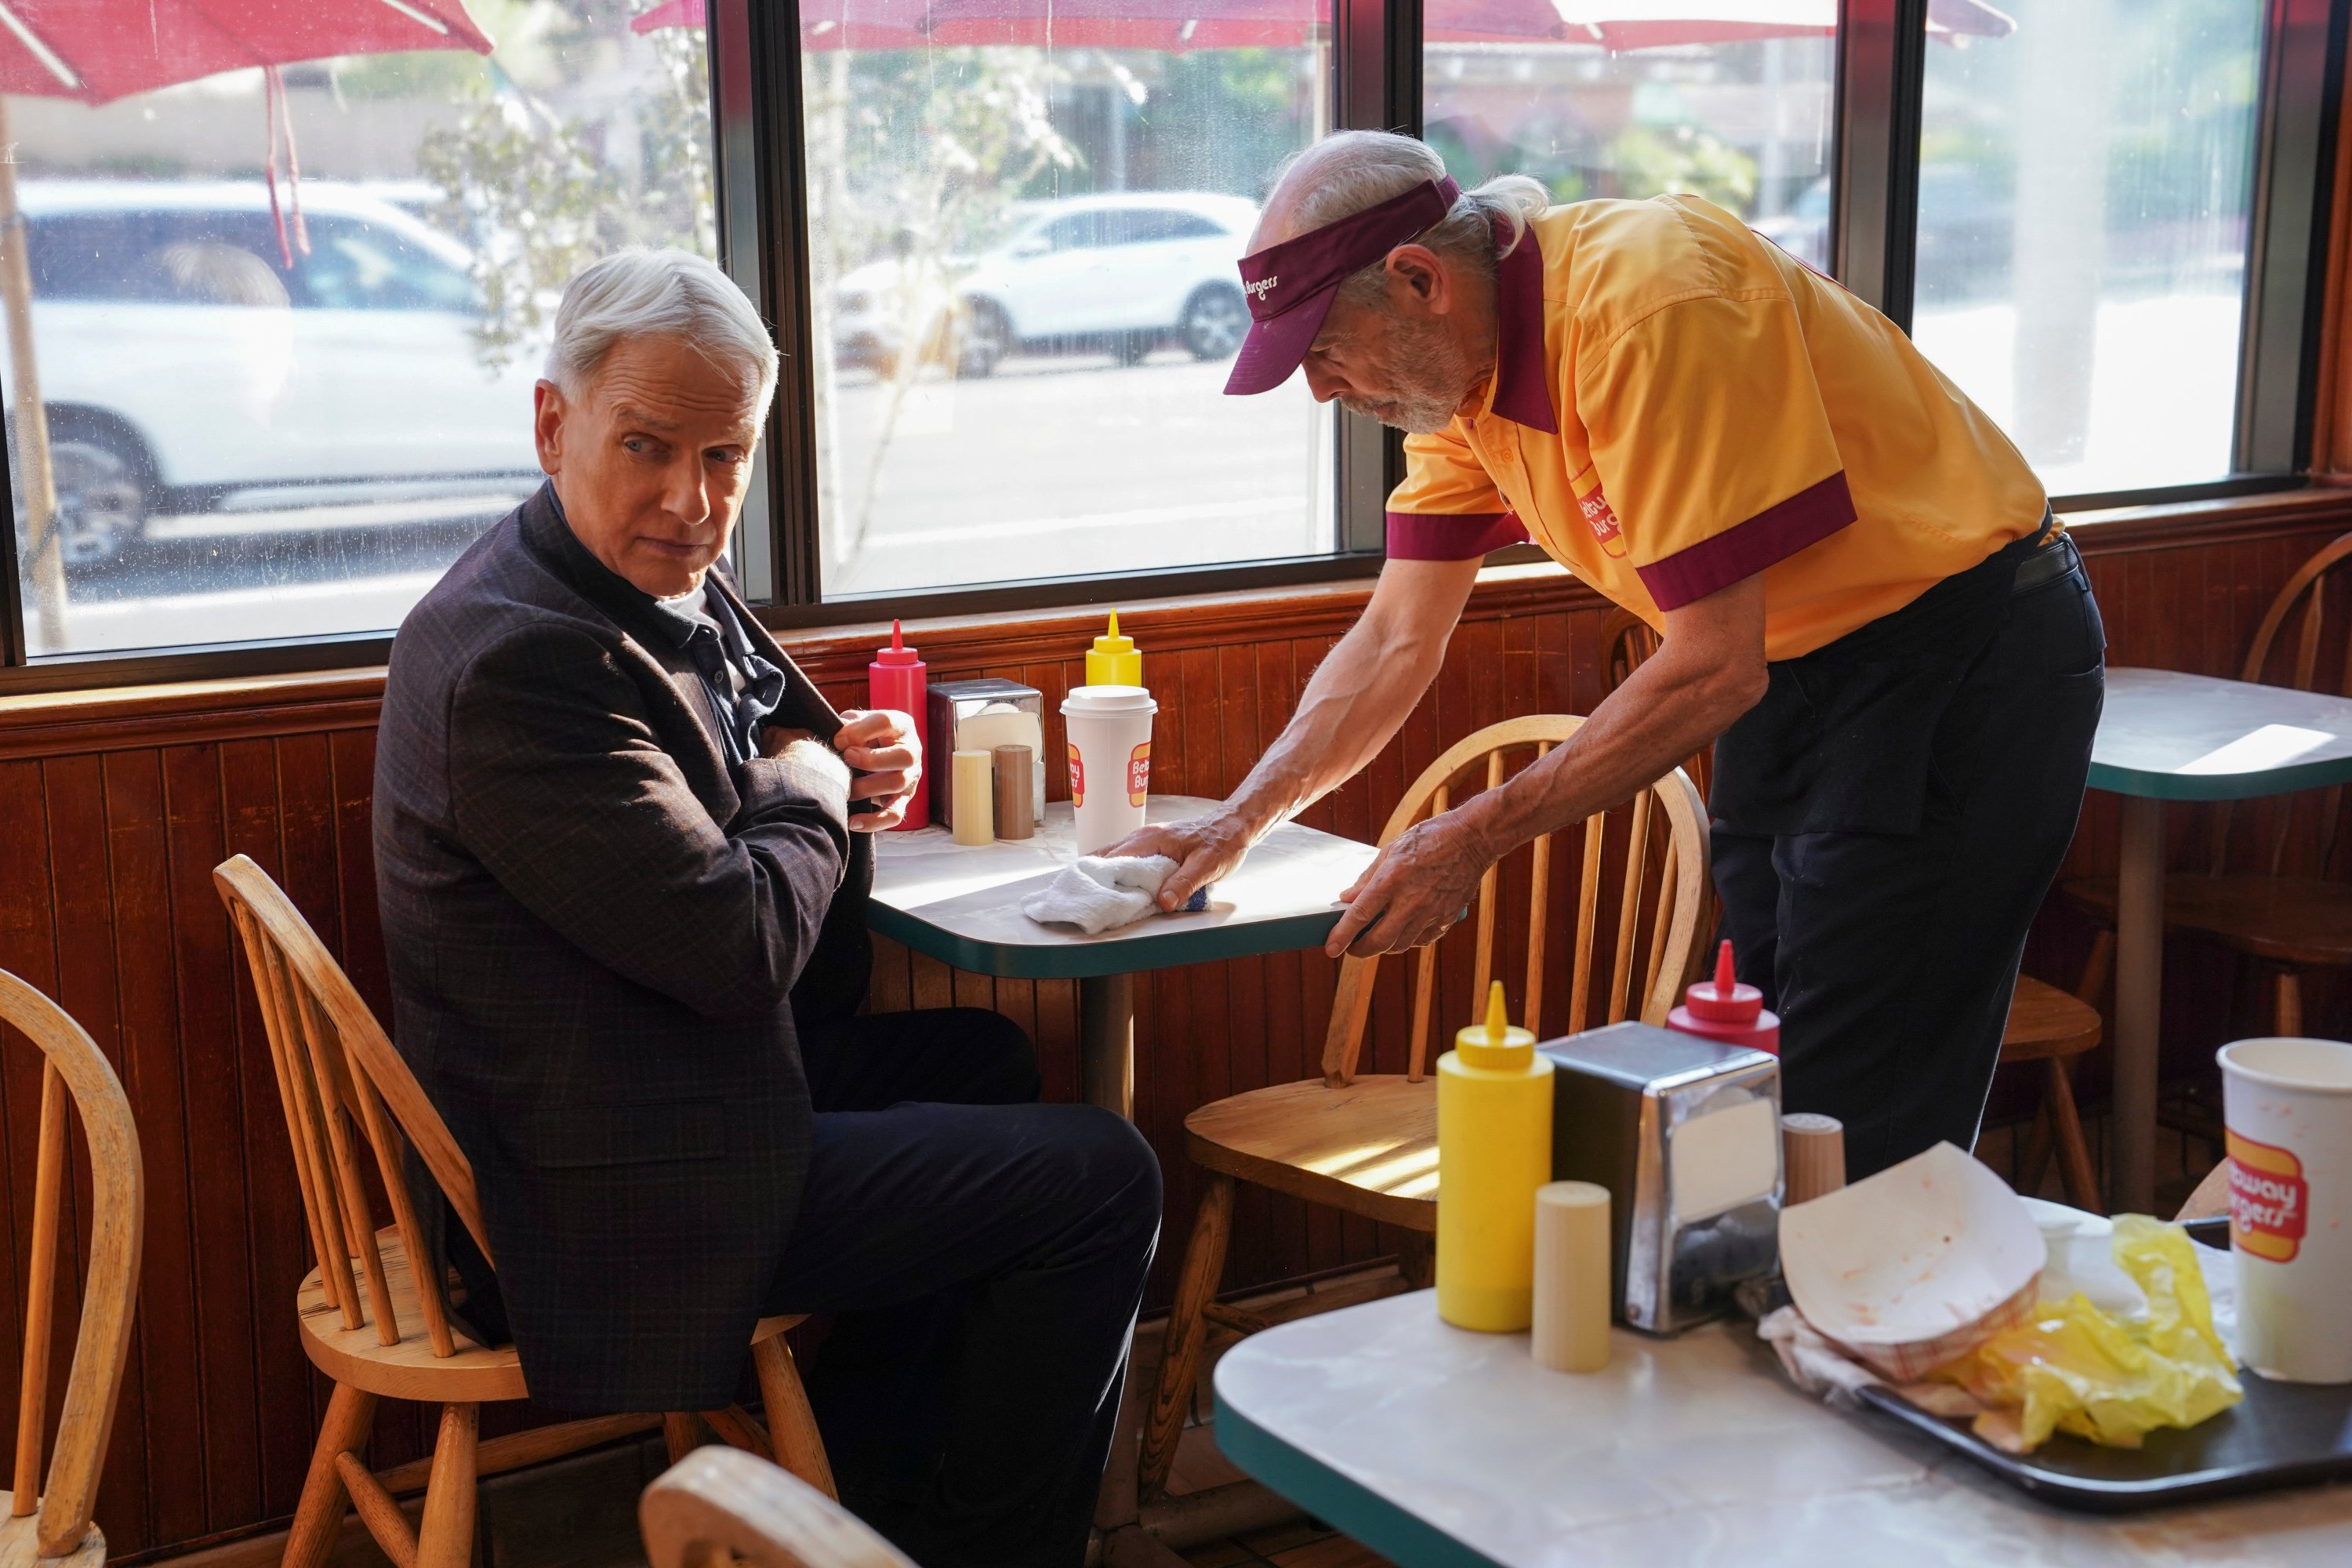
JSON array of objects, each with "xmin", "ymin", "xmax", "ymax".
[
  {"xmin": 0, "ymin": 0, "xmax": 2342, "ymax": 681},
  {"xmin": 5, "ymin": 4, "xmax": 718, "ymax": 660},
  {"xmin": 1911, "ymin": 0, "xmax": 2268, "ymax": 497},
  {"xmin": 798, "ymin": 35, "xmax": 1336, "ymax": 600},
  {"xmin": 1425, "ymin": 25, "xmax": 1835, "ymax": 240}
]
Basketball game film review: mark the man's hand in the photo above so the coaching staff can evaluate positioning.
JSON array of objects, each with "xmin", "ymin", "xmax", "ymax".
[
  {"xmin": 833, "ymin": 708, "xmax": 921, "ymax": 832},
  {"xmin": 1102, "ymin": 810, "xmax": 1258, "ymax": 911},
  {"xmin": 1324, "ymin": 810, "xmax": 1490, "ymax": 957}
]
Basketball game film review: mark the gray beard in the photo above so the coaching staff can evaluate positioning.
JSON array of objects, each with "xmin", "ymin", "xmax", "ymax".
[{"xmin": 1341, "ymin": 311, "xmax": 1480, "ymax": 434}]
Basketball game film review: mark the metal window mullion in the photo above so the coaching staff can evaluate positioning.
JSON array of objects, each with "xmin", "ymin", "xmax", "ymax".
[
  {"xmin": 2234, "ymin": 0, "xmax": 2346, "ymax": 477},
  {"xmin": 736, "ymin": 0, "xmax": 824, "ymax": 608},
  {"xmin": 1333, "ymin": 0, "xmax": 1422, "ymax": 557},
  {"xmin": 1831, "ymin": 0, "xmax": 1927, "ymax": 333},
  {"xmin": 0, "ymin": 438, "xmax": 21, "ymax": 666}
]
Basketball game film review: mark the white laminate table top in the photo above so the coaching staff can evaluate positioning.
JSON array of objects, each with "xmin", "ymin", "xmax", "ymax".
[
  {"xmin": 868, "ymin": 795, "xmax": 1377, "ymax": 979},
  {"xmin": 2090, "ymin": 668, "xmax": 2352, "ymax": 800},
  {"xmin": 1211, "ymin": 1289, "xmax": 2352, "ymax": 1568}
]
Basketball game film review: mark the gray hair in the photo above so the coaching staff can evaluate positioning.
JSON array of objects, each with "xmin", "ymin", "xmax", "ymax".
[
  {"xmin": 544, "ymin": 248, "xmax": 779, "ymax": 416},
  {"xmin": 1277, "ymin": 131, "xmax": 1549, "ymax": 313}
]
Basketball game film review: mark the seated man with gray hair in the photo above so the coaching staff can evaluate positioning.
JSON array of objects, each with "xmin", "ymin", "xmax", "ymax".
[{"xmin": 375, "ymin": 249, "xmax": 1158, "ymax": 1568}]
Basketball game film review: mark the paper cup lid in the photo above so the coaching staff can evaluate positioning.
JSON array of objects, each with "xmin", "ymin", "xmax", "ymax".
[{"xmin": 1062, "ymin": 684, "xmax": 1156, "ymax": 715}]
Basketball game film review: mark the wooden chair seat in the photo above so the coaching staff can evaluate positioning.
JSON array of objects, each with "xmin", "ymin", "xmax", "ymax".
[
  {"xmin": 0, "ymin": 1497, "xmax": 105, "ymax": 1568},
  {"xmin": 1998, "ymin": 975, "xmax": 2102, "ymax": 1062},
  {"xmin": 297, "ymin": 1225, "xmax": 803, "ymax": 1403},
  {"xmin": 1186, "ymin": 1076, "xmax": 1437, "ymax": 1232},
  {"xmin": 2063, "ymin": 873, "xmax": 2352, "ymax": 967}
]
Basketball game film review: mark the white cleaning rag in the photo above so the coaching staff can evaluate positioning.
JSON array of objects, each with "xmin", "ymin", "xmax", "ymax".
[{"xmin": 1020, "ymin": 855, "xmax": 1184, "ymax": 934}]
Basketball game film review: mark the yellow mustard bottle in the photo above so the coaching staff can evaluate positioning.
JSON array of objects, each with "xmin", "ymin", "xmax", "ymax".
[
  {"xmin": 1086, "ymin": 608, "xmax": 1143, "ymax": 688},
  {"xmin": 1436, "ymin": 982, "xmax": 1554, "ymax": 1331}
]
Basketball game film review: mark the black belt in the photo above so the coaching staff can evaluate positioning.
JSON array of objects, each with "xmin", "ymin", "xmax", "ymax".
[{"xmin": 2010, "ymin": 509, "xmax": 2079, "ymax": 595}]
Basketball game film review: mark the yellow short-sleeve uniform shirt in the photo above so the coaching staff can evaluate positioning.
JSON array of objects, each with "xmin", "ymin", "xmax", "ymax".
[{"xmin": 1385, "ymin": 194, "xmax": 2049, "ymax": 661}]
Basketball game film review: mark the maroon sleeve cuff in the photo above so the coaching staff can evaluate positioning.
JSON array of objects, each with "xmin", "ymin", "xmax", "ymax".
[
  {"xmin": 1634, "ymin": 472, "xmax": 1856, "ymax": 611},
  {"xmin": 1385, "ymin": 511, "xmax": 1530, "ymax": 561}
]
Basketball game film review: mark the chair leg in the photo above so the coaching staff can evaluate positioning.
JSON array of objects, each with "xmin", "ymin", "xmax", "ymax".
[
  {"xmin": 2275, "ymin": 970, "xmax": 2305, "ymax": 1036},
  {"xmin": 283, "ymin": 1382, "xmax": 378, "ymax": 1568},
  {"xmin": 2074, "ymin": 929, "xmax": 2116, "ymax": 1007},
  {"xmin": 662, "ymin": 1413, "xmax": 703, "ymax": 1466},
  {"xmin": 416, "ymin": 1403, "xmax": 479, "ymax": 1568},
  {"xmin": 1396, "ymin": 1231, "xmax": 1435, "ymax": 1291},
  {"xmin": 2045, "ymin": 1058, "xmax": 2103, "ymax": 1215},
  {"xmin": 1138, "ymin": 1173, "xmax": 1232, "ymax": 1504},
  {"xmin": 753, "ymin": 1334, "xmax": 837, "ymax": 1501}
]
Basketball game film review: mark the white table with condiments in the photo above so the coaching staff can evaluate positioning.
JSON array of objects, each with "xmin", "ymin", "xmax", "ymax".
[{"xmin": 1213, "ymin": 1288, "xmax": 2352, "ymax": 1568}]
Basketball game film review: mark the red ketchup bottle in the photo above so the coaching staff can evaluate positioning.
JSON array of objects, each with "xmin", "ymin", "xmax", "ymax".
[
  {"xmin": 1667, "ymin": 939, "xmax": 1780, "ymax": 1055},
  {"xmin": 867, "ymin": 619, "xmax": 928, "ymax": 831}
]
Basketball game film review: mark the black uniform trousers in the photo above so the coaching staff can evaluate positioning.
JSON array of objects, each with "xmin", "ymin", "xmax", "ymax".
[
  {"xmin": 1711, "ymin": 523, "xmax": 2105, "ymax": 1181},
  {"xmin": 768, "ymin": 1009, "xmax": 1161, "ymax": 1568}
]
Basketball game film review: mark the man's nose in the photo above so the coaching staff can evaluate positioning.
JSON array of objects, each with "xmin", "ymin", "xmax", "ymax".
[
  {"xmin": 664, "ymin": 459, "xmax": 710, "ymax": 527},
  {"xmin": 1301, "ymin": 359, "xmax": 1347, "ymax": 405}
]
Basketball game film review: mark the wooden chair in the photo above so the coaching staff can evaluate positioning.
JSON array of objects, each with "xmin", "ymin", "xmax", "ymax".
[
  {"xmin": 0, "ymin": 971, "xmax": 143, "ymax": 1567},
  {"xmin": 2000, "ymin": 975, "xmax": 2104, "ymax": 1210},
  {"xmin": 1600, "ymin": 610, "xmax": 2111, "ymax": 1211},
  {"xmin": 643, "ymin": 1446, "xmax": 910, "ymax": 1568},
  {"xmin": 1136, "ymin": 715, "xmax": 1710, "ymax": 1501},
  {"xmin": 2065, "ymin": 530, "xmax": 2352, "ymax": 1038},
  {"xmin": 212, "ymin": 854, "xmax": 834, "ymax": 1568}
]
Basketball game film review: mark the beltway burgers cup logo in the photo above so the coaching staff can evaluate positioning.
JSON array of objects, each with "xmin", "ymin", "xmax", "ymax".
[
  {"xmin": 1068, "ymin": 743, "xmax": 1085, "ymax": 807},
  {"xmin": 2227, "ymin": 1128, "xmax": 2310, "ymax": 1262},
  {"xmin": 1127, "ymin": 742, "xmax": 1152, "ymax": 807},
  {"xmin": 1570, "ymin": 466, "xmax": 1628, "ymax": 559}
]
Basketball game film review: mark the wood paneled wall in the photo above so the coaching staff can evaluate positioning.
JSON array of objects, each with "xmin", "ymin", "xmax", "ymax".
[{"xmin": 1, "ymin": 493, "xmax": 2349, "ymax": 1560}]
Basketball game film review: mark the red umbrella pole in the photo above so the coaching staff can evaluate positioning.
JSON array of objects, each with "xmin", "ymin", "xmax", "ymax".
[{"xmin": 0, "ymin": 96, "xmax": 64, "ymax": 649}]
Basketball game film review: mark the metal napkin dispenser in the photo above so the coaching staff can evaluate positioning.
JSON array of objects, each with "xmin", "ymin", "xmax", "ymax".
[
  {"xmin": 927, "ymin": 679, "xmax": 1046, "ymax": 828},
  {"xmin": 1541, "ymin": 1022, "xmax": 1782, "ymax": 1334}
]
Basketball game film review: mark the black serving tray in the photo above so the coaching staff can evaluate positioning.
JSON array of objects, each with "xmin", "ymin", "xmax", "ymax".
[
  {"xmin": 1814, "ymin": 1220, "xmax": 2352, "ymax": 1512},
  {"xmin": 1856, "ymin": 1374, "xmax": 2352, "ymax": 1512}
]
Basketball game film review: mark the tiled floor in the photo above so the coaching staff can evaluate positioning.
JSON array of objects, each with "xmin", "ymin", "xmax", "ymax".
[{"xmin": 1185, "ymin": 1520, "xmax": 1396, "ymax": 1568}]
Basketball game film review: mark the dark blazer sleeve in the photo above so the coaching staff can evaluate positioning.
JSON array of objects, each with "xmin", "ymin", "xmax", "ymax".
[{"xmin": 448, "ymin": 622, "xmax": 849, "ymax": 1022}]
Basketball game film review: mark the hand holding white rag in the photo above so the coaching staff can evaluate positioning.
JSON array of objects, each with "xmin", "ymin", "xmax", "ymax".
[{"xmin": 1021, "ymin": 855, "xmax": 1185, "ymax": 934}]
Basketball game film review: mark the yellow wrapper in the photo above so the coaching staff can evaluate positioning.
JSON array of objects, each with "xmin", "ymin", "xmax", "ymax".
[{"xmin": 1929, "ymin": 1216, "xmax": 2242, "ymax": 1454}]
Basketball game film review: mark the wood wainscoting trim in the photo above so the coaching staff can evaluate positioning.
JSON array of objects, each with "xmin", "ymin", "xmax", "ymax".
[
  {"xmin": 4, "ymin": 486, "xmax": 2350, "ymax": 760},
  {"xmin": 0, "ymin": 667, "xmax": 385, "ymax": 762}
]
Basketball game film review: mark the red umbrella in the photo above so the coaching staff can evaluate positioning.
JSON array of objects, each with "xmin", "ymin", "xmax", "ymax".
[{"xmin": 0, "ymin": 0, "xmax": 495, "ymax": 647}]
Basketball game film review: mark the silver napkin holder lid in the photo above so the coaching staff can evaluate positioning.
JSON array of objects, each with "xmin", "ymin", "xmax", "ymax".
[{"xmin": 1541, "ymin": 1021, "xmax": 1783, "ymax": 1334}]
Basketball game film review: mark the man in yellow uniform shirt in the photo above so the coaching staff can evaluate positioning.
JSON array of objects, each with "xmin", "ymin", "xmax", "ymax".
[{"xmin": 1117, "ymin": 131, "xmax": 2104, "ymax": 1178}]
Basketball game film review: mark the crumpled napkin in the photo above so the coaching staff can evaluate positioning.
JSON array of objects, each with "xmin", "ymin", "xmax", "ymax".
[{"xmin": 1019, "ymin": 855, "xmax": 1203, "ymax": 933}]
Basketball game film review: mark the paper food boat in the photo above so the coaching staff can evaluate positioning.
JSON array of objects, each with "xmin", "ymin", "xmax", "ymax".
[{"xmin": 1779, "ymin": 1141, "xmax": 2048, "ymax": 1381}]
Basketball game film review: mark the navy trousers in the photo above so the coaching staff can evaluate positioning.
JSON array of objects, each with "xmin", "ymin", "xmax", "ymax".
[
  {"xmin": 1712, "ymin": 537, "xmax": 2106, "ymax": 1180},
  {"xmin": 768, "ymin": 1010, "xmax": 1161, "ymax": 1568}
]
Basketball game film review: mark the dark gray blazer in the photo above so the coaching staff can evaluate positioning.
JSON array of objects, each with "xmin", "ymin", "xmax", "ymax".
[{"xmin": 373, "ymin": 482, "xmax": 871, "ymax": 1412}]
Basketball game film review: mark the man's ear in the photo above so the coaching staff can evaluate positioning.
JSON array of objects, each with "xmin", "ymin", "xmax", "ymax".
[
  {"xmin": 532, "ymin": 380, "xmax": 566, "ymax": 474},
  {"xmin": 1385, "ymin": 244, "xmax": 1452, "ymax": 314}
]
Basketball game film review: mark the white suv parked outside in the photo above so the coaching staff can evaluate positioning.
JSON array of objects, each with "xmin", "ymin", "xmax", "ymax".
[
  {"xmin": 833, "ymin": 191, "xmax": 1258, "ymax": 378},
  {"xmin": 15, "ymin": 180, "xmax": 541, "ymax": 565}
]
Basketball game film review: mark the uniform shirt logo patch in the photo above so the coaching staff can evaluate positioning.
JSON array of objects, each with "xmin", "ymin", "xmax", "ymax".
[{"xmin": 1579, "ymin": 483, "xmax": 1628, "ymax": 559}]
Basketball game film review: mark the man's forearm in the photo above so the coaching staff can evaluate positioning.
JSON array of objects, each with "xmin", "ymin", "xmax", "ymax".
[
  {"xmin": 1223, "ymin": 557, "xmax": 1479, "ymax": 837},
  {"xmin": 1461, "ymin": 633, "xmax": 1761, "ymax": 863}
]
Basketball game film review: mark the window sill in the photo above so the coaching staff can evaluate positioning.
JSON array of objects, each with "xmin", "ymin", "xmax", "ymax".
[{"xmin": 6, "ymin": 482, "xmax": 2352, "ymax": 731}]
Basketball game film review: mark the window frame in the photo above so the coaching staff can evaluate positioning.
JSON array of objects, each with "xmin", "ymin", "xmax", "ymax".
[{"xmin": 0, "ymin": 0, "xmax": 2343, "ymax": 684}]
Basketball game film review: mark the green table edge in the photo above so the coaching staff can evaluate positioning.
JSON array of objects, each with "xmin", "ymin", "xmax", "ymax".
[
  {"xmin": 866, "ymin": 903, "xmax": 1345, "ymax": 979},
  {"xmin": 2087, "ymin": 753, "xmax": 2352, "ymax": 802},
  {"xmin": 1214, "ymin": 1386, "xmax": 1506, "ymax": 1568}
]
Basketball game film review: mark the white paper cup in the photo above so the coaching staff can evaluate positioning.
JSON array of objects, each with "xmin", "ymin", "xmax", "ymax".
[
  {"xmin": 2220, "ymin": 1036, "xmax": 2352, "ymax": 1384},
  {"xmin": 1062, "ymin": 684, "xmax": 1156, "ymax": 855}
]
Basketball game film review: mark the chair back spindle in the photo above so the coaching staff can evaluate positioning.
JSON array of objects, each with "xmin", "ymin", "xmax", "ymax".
[
  {"xmin": 216, "ymin": 855, "xmax": 492, "ymax": 1364},
  {"xmin": 2212, "ymin": 532, "xmax": 2352, "ymax": 878},
  {"xmin": 1318, "ymin": 715, "xmax": 1708, "ymax": 1088},
  {"xmin": 0, "ymin": 970, "xmax": 144, "ymax": 1559}
]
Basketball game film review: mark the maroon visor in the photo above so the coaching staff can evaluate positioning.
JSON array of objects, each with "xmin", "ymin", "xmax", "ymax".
[{"xmin": 1225, "ymin": 176, "xmax": 1461, "ymax": 396}]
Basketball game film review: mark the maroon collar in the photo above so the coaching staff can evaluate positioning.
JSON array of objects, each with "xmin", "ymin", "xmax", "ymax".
[{"xmin": 1486, "ymin": 222, "xmax": 1558, "ymax": 434}]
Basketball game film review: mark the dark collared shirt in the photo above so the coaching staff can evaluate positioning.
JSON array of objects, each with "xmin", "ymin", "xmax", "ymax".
[{"xmin": 543, "ymin": 490, "xmax": 785, "ymax": 764}]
